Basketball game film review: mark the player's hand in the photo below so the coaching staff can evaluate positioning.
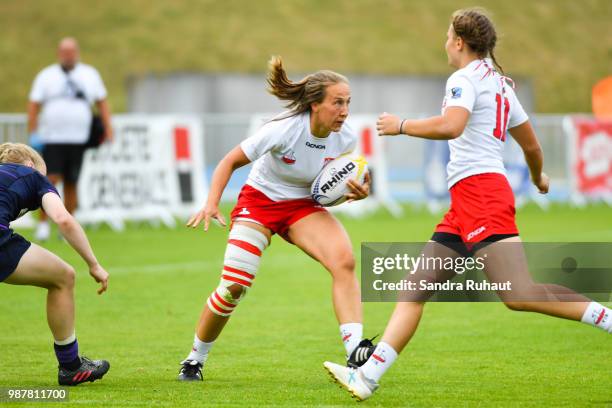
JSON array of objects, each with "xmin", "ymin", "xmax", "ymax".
[
  {"xmin": 345, "ymin": 171, "xmax": 371, "ymax": 202},
  {"xmin": 186, "ymin": 204, "xmax": 227, "ymax": 231},
  {"xmin": 376, "ymin": 112, "xmax": 402, "ymax": 136},
  {"xmin": 533, "ymin": 172, "xmax": 550, "ymax": 194},
  {"xmin": 89, "ymin": 263, "xmax": 109, "ymax": 295}
]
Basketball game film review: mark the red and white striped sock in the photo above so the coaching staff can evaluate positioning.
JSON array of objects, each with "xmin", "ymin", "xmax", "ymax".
[{"xmin": 581, "ymin": 302, "xmax": 612, "ymax": 333}]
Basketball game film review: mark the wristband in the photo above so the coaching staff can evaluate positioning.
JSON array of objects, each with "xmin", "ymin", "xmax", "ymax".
[{"xmin": 398, "ymin": 119, "xmax": 406, "ymax": 135}]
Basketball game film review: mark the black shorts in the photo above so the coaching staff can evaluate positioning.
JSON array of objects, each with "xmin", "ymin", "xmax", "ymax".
[
  {"xmin": 0, "ymin": 230, "xmax": 31, "ymax": 281},
  {"xmin": 43, "ymin": 144, "xmax": 86, "ymax": 184},
  {"xmin": 431, "ymin": 231, "xmax": 519, "ymax": 257}
]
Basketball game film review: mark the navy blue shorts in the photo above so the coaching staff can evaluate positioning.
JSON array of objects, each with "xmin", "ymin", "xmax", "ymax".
[{"xmin": 0, "ymin": 230, "xmax": 31, "ymax": 281}]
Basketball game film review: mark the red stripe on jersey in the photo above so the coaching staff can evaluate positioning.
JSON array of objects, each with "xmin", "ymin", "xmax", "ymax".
[
  {"xmin": 595, "ymin": 309, "xmax": 606, "ymax": 325},
  {"xmin": 209, "ymin": 297, "xmax": 232, "ymax": 314},
  {"xmin": 228, "ymin": 239, "xmax": 262, "ymax": 256},
  {"xmin": 223, "ymin": 265, "xmax": 255, "ymax": 280},
  {"xmin": 222, "ymin": 275, "xmax": 252, "ymax": 287},
  {"xmin": 501, "ymin": 98, "xmax": 510, "ymax": 142},
  {"xmin": 213, "ymin": 291, "xmax": 236, "ymax": 309}
]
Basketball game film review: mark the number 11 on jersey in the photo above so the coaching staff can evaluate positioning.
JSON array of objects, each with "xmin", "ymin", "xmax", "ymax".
[{"xmin": 493, "ymin": 93, "xmax": 510, "ymax": 141}]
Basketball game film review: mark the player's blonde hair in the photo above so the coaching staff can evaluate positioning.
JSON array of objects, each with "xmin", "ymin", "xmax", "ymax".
[
  {"xmin": 267, "ymin": 56, "xmax": 349, "ymax": 117},
  {"xmin": 0, "ymin": 143, "xmax": 46, "ymax": 173},
  {"xmin": 451, "ymin": 8, "xmax": 503, "ymax": 74}
]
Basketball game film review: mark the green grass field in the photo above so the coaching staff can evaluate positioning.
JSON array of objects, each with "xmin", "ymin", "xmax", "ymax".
[{"xmin": 0, "ymin": 204, "xmax": 611, "ymax": 407}]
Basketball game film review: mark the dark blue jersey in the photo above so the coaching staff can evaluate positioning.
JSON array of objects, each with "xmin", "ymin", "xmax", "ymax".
[{"xmin": 0, "ymin": 163, "xmax": 59, "ymax": 233}]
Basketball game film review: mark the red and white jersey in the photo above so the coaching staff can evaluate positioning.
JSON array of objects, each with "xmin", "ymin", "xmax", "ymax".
[
  {"xmin": 240, "ymin": 112, "xmax": 357, "ymax": 201},
  {"xmin": 442, "ymin": 59, "xmax": 529, "ymax": 188}
]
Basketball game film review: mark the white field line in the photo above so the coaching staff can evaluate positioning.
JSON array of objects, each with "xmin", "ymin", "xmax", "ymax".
[
  {"xmin": 107, "ymin": 253, "xmax": 307, "ymax": 275},
  {"xmin": 108, "ymin": 260, "xmax": 216, "ymax": 274}
]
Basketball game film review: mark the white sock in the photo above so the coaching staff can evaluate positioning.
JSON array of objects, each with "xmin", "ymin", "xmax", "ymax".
[
  {"xmin": 54, "ymin": 332, "xmax": 76, "ymax": 345},
  {"xmin": 340, "ymin": 323, "xmax": 363, "ymax": 355},
  {"xmin": 581, "ymin": 302, "xmax": 612, "ymax": 333},
  {"xmin": 360, "ymin": 341, "xmax": 398, "ymax": 383},
  {"xmin": 186, "ymin": 334, "xmax": 214, "ymax": 363}
]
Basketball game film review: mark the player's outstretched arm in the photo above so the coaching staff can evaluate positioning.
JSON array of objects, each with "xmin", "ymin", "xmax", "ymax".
[
  {"xmin": 509, "ymin": 120, "xmax": 549, "ymax": 194},
  {"xmin": 377, "ymin": 108, "xmax": 470, "ymax": 140},
  {"xmin": 41, "ymin": 192, "xmax": 109, "ymax": 294},
  {"xmin": 187, "ymin": 145, "xmax": 252, "ymax": 231}
]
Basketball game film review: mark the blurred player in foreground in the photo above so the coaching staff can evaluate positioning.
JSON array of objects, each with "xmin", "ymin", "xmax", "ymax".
[
  {"xmin": 0, "ymin": 143, "xmax": 110, "ymax": 386},
  {"xmin": 178, "ymin": 56, "xmax": 373, "ymax": 381},
  {"xmin": 324, "ymin": 8, "xmax": 611, "ymax": 401}
]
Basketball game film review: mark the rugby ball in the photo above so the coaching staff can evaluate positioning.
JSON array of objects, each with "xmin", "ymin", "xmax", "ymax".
[{"xmin": 311, "ymin": 155, "xmax": 368, "ymax": 207}]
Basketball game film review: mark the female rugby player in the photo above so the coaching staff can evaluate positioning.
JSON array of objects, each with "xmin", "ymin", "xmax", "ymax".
[
  {"xmin": 0, "ymin": 143, "xmax": 110, "ymax": 385},
  {"xmin": 178, "ymin": 57, "xmax": 373, "ymax": 381},
  {"xmin": 324, "ymin": 8, "xmax": 611, "ymax": 400}
]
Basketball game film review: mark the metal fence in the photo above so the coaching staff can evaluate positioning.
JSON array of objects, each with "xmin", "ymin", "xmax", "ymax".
[
  {"xmin": 199, "ymin": 113, "xmax": 573, "ymax": 200},
  {"xmin": 0, "ymin": 112, "xmax": 572, "ymax": 201},
  {"xmin": 0, "ymin": 114, "xmax": 28, "ymax": 144}
]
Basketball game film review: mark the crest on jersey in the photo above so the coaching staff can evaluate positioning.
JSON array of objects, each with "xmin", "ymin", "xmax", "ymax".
[
  {"xmin": 281, "ymin": 149, "xmax": 296, "ymax": 165},
  {"xmin": 451, "ymin": 87, "xmax": 462, "ymax": 99}
]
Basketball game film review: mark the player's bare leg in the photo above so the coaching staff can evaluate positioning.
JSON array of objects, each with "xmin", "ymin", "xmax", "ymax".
[
  {"xmin": 4, "ymin": 243, "xmax": 109, "ymax": 385},
  {"xmin": 477, "ymin": 236, "xmax": 610, "ymax": 327},
  {"xmin": 194, "ymin": 221, "xmax": 270, "ymax": 339},
  {"xmin": 380, "ymin": 241, "xmax": 461, "ymax": 352},
  {"xmin": 6, "ymin": 244, "xmax": 76, "ymax": 339},
  {"xmin": 288, "ymin": 211, "xmax": 364, "ymax": 356},
  {"xmin": 324, "ymin": 240, "xmax": 461, "ymax": 400},
  {"xmin": 179, "ymin": 221, "xmax": 271, "ymax": 381},
  {"xmin": 194, "ymin": 291, "xmax": 235, "ymax": 342},
  {"xmin": 192, "ymin": 281, "xmax": 264, "ymax": 342}
]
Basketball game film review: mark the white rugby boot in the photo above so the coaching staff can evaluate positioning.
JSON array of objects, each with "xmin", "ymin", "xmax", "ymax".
[{"xmin": 323, "ymin": 361, "xmax": 379, "ymax": 401}]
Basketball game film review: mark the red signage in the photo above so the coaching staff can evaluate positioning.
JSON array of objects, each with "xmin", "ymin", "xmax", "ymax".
[{"xmin": 571, "ymin": 118, "xmax": 612, "ymax": 195}]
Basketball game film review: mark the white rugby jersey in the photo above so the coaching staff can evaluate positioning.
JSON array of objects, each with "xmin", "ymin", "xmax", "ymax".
[
  {"xmin": 240, "ymin": 112, "xmax": 357, "ymax": 201},
  {"xmin": 442, "ymin": 59, "xmax": 529, "ymax": 188}
]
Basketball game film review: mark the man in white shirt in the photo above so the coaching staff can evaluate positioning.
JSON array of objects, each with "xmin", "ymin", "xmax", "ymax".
[{"xmin": 27, "ymin": 37, "xmax": 113, "ymax": 241}]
